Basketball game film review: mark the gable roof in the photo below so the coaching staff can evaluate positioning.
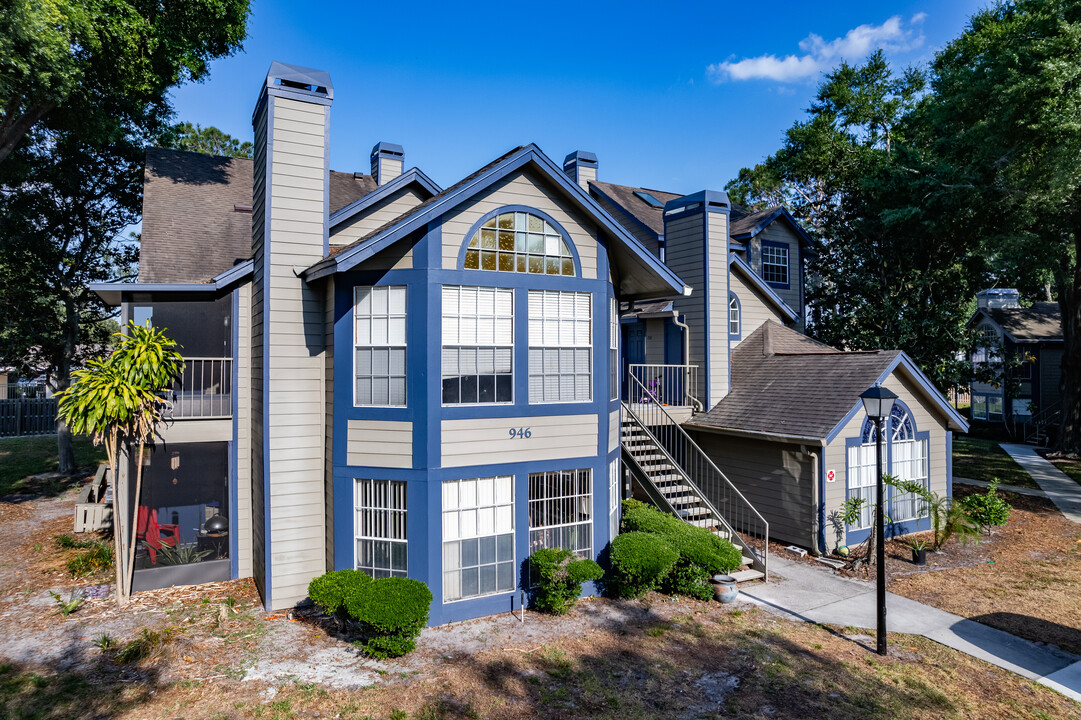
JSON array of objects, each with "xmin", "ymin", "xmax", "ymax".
[
  {"xmin": 686, "ymin": 321, "xmax": 967, "ymax": 441},
  {"xmin": 304, "ymin": 145, "xmax": 690, "ymax": 302},
  {"xmin": 729, "ymin": 253, "xmax": 799, "ymax": 323},
  {"xmin": 971, "ymin": 302, "xmax": 1062, "ymax": 342},
  {"xmin": 729, "ymin": 205, "xmax": 813, "ymax": 248},
  {"xmin": 140, "ymin": 147, "xmax": 379, "ymax": 283},
  {"xmin": 589, "ymin": 181, "xmax": 681, "ymax": 238},
  {"xmin": 329, "ymin": 167, "xmax": 441, "ymax": 230}
]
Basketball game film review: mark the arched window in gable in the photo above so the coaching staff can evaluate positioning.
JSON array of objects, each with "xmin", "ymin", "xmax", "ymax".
[{"xmin": 464, "ymin": 210, "xmax": 576, "ymax": 276}]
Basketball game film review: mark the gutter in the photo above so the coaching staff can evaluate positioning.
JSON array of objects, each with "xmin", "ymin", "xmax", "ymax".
[
  {"xmin": 671, "ymin": 313, "xmax": 702, "ymax": 412},
  {"xmin": 686, "ymin": 423, "xmax": 827, "ymax": 447}
]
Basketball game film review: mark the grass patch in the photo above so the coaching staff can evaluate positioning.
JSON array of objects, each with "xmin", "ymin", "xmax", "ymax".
[
  {"xmin": 0, "ymin": 435, "xmax": 105, "ymax": 496},
  {"xmin": 1045, "ymin": 455, "xmax": 1081, "ymax": 487},
  {"xmin": 952, "ymin": 436, "xmax": 1037, "ymax": 489}
]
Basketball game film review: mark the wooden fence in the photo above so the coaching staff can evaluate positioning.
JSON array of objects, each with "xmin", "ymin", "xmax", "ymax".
[{"xmin": 0, "ymin": 397, "xmax": 57, "ymax": 437}]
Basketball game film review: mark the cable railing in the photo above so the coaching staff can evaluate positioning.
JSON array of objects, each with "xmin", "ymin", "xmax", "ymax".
[
  {"xmin": 168, "ymin": 357, "xmax": 233, "ymax": 419},
  {"xmin": 624, "ymin": 371, "xmax": 769, "ymax": 577},
  {"xmin": 626, "ymin": 364, "xmax": 702, "ymax": 412}
]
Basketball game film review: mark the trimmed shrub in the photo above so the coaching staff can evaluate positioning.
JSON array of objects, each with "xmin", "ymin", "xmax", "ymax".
[
  {"xmin": 622, "ymin": 503, "xmax": 743, "ymax": 575},
  {"xmin": 661, "ymin": 563, "xmax": 713, "ymax": 601},
  {"xmin": 308, "ymin": 569, "xmax": 372, "ymax": 617},
  {"xmin": 344, "ymin": 577, "xmax": 433, "ymax": 658},
  {"xmin": 959, "ymin": 479, "xmax": 1011, "ymax": 532},
  {"xmin": 609, "ymin": 531, "xmax": 679, "ymax": 598},
  {"xmin": 530, "ymin": 547, "xmax": 605, "ymax": 614}
]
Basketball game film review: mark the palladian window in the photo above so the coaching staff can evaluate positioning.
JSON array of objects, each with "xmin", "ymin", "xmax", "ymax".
[{"xmin": 465, "ymin": 211, "xmax": 575, "ymax": 276}]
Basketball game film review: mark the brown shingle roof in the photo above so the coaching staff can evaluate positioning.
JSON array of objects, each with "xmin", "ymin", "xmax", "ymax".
[
  {"xmin": 729, "ymin": 205, "xmax": 781, "ymax": 239},
  {"xmin": 589, "ymin": 181, "xmax": 681, "ymax": 236},
  {"xmin": 983, "ymin": 303, "xmax": 1062, "ymax": 342},
  {"xmin": 140, "ymin": 147, "xmax": 377, "ymax": 283},
  {"xmin": 686, "ymin": 321, "xmax": 898, "ymax": 440}
]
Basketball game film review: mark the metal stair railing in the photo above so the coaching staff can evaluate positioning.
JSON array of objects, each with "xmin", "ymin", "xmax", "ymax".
[
  {"xmin": 1024, "ymin": 401, "xmax": 1061, "ymax": 446},
  {"xmin": 622, "ymin": 373, "xmax": 769, "ymax": 578}
]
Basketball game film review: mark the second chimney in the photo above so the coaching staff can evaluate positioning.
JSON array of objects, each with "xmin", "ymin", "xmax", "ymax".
[
  {"xmin": 370, "ymin": 142, "xmax": 404, "ymax": 185},
  {"xmin": 563, "ymin": 151, "xmax": 597, "ymax": 190}
]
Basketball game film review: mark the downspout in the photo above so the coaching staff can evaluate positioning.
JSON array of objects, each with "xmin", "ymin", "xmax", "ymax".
[
  {"xmin": 805, "ymin": 445, "xmax": 821, "ymax": 556},
  {"xmin": 672, "ymin": 313, "xmax": 703, "ymax": 412}
]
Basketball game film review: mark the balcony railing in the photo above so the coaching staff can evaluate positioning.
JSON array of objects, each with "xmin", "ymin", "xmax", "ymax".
[
  {"xmin": 626, "ymin": 364, "xmax": 701, "ymax": 412},
  {"xmin": 168, "ymin": 357, "xmax": 233, "ymax": 419}
]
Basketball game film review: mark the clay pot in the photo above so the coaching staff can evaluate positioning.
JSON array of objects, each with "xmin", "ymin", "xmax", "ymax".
[{"xmin": 712, "ymin": 575, "xmax": 739, "ymax": 603}]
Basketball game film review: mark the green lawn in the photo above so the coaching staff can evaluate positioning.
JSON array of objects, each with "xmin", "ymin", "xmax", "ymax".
[
  {"xmin": 952, "ymin": 435, "xmax": 1039, "ymax": 489},
  {"xmin": 1047, "ymin": 455, "xmax": 1081, "ymax": 487},
  {"xmin": 0, "ymin": 435, "xmax": 105, "ymax": 496}
]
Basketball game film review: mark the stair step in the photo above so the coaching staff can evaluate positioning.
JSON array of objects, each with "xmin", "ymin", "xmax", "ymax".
[
  {"xmin": 739, "ymin": 556, "xmax": 753, "ymax": 567},
  {"xmin": 729, "ymin": 569, "xmax": 765, "ymax": 583},
  {"xmin": 711, "ymin": 529, "xmax": 731, "ymax": 540},
  {"xmin": 686, "ymin": 517, "xmax": 718, "ymax": 528}
]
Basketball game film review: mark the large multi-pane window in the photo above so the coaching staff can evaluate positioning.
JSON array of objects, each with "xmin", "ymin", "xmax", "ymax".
[
  {"xmin": 528, "ymin": 469, "xmax": 593, "ymax": 558},
  {"xmin": 442, "ymin": 286, "xmax": 514, "ymax": 404},
  {"xmin": 355, "ymin": 479, "xmax": 408, "ymax": 578},
  {"xmin": 528, "ymin": 290, "xmax": 591, "ymax": 403},
  {"xmin": 464, "ymin": 211, "xmax": 575, "ymax": 276},
  {"xmin": 887, "ymin": 406, "xmax": 929, "ymax": 522},
  {"xmin": 442, "ymin": 476, "xmax": 515, "ymax": 601},
  {"xmin": 762, "ymin": 243, "xmax": 789, "ymax": 285},
  {"xmin": 846, "ymin": 441, "xmax": 877, "ymax": 530},
  {"xmin": 609, "ymin": 459, "xmax": 620, "ymax": 540},
  {"xmin": 355, "ymin": 286, "xmax": 407, "ymax": 406},
  {"xmin": 609, "ymin": 297, "xmax": 619, "ymax": 400}
]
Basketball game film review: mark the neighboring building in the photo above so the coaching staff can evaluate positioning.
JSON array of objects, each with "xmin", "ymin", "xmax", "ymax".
[
  {"xmin": 968, "ymin": 288, "xmax": 1063, "ymax": 425},
  {"xmin": 90, "ymin": 62, "xmax": 967, "ymax": 622}
]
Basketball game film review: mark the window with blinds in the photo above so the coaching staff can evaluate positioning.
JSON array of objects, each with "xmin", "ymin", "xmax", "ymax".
[{"xmin": 527, "ymin": 290, "xmax": 591, "ymax": 403}]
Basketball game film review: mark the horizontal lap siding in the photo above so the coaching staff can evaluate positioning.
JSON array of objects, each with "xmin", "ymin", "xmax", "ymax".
[
  {"xmin": 441, "ymin": 414, "xmax": 599, "ymax": 467},
  {"xmin": 749, "ymin": 223, "xmax": 802, "ymax": 318},
  {"xmin": 251, "ymin": 105, "xmax": 267, "ymax": 599},
  {"xmin": 667, "ymin": 215, "xmax": 706, "ymax": 404},
  {"xmin": 707, "ymin": 213, "xmax": 729, "ymax": 404},
  {"xmin": 347, "ymin": 420, "xmax": 413, "ymax": 468},
  {"xmin": 690, "ymin": 431, "xmax": 813, "ymax": 547},
  {"xmin": 1040, "ymin": 347, "xmax": 1063, "ymax": 409},
  {"xmin": 263, "ymin": 95, "xmax": 327, "ymax": 609},
  {"xmin": 730, "ymin": 271, "xmax": 787, "ymax": 344},
  {"xmin": 331, "ymin": 187, "xmax": 424, "ymax": 252},
  {"xmin": 441, "ymin": 171, "xmax": 598, "ymax": 279}
]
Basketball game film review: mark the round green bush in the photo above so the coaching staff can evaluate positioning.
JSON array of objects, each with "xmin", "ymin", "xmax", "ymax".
[
  {"xmin": 959, "ymin": 479, "xmax": 1011, "ymax": 530},
  {"xmin": 530, "ymin": 547, "xmax": 604, "ymax": 614},
  {"xmin": 344, "ymin": 577, "xmax": 433, "ymax": 658},
  {"xmin": 661, "ymin": 562, "xmax": 714, "ymax": 601},
  {"xmin": 621, "ymin": 503, "xmax": 743, "ymax": 575},
  {"xmin": 609, "ymin": 531, "xmax": 679, "ymax": 598},
  {"xmin": 308, "ymin": 569, "xmax": 372, "ymax": 616}
]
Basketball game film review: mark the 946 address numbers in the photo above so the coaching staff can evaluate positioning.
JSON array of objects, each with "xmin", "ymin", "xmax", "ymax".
[{"xmin": 508, "ymin": 427, "xmax": 532, "ymax": 439}]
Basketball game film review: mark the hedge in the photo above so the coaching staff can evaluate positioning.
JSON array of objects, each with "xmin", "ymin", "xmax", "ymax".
[
  {"xmin": 621, "ymin": 502, "xmax": 743, "ymax": 574},
  {"xmin": 308, "ymin": 569, "xmax": 371, "ymax": 617},
  {"xmin": 608, "ymin": 531, "xmax": 679, "ymax": 597}
]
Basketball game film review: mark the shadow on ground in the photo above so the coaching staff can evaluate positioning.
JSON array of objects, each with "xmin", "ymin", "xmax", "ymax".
[{"xmin": 971, "ymin": 612, "xmax": 1081, "ymax": 658}]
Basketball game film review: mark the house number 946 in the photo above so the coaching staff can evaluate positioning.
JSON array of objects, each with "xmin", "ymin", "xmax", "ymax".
[{"xmin": 508, "ymin": 427, "xmax": 532, "ymax": 439}]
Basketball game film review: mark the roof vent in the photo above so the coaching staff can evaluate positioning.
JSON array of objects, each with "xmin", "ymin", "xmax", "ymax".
[{"xmin": 234, "ymin": 203, "xmax": 252, "ymax": 213}]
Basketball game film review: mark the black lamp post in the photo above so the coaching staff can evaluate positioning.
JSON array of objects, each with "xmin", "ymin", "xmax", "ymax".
[{"xmin": 859, "ymin": 383, "xmax": 898, "ymax": 656}]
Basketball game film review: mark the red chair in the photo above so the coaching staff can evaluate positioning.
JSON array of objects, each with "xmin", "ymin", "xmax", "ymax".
[{"xmin": 136, "ymin": 506, "xmax": 179, "ymax": 564}]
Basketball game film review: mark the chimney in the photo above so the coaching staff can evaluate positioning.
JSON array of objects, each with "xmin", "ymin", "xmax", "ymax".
[
  {"xmin": 977, "ymin": 288, "xmax": 1020, "ymax": 309},
  {"xmin": 663, "ymin": 190, "xmax": 732, "ymax": 409},
  {"xmin": 370, "ymin": 142, "xmax": 404, "ymax": 185},
  {"xmin": 250, "ymin": 61, "xmax": 333, "ymax": 611},
  {"xmin": 563, "ymin": 151, "xmax": 597, "ymax": 190}
]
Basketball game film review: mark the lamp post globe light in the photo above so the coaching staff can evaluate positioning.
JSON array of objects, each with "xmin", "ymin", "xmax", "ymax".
[{"xmin": 859, "ymin": 383, "xmax": 898, "ymax": 656}]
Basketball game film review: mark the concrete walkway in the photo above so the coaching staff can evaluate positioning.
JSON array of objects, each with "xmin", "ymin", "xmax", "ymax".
[
  {"xmin": 954, "ymin": 475, "xmax": 1047, "ymax": 498},
  {"xmin": 741, "ymin": 557, "xmax": 1081, "ymax": 703},
  {"xmin": 999, "ymin": 443, "xmax": 1081, "ymax": 524}
]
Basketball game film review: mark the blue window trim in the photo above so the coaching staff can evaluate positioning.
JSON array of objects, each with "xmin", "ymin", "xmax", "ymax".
[
  {"xmin": 455, "ymin": 205, "xmax": 582, "ymax": 277},
  {"xmin": 728, "ymin": 292, "xmax": 741, "ymax": 341},
  {"xmin": 760, "ymin": 240, "xmax": 790, "ymax": 290},
  {"xmin": 843, "ymin": 399, "xmax": 933, "ymax": 545}
]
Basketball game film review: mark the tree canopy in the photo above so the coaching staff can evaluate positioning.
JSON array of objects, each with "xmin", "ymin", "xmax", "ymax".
[{"xmin": 161, "ymin": 122, "xmax": 253, "ymax": 158}]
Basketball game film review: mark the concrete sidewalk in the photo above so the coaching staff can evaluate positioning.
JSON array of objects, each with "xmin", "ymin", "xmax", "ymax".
[
  {"xmin": 741, "ymin": 557, "xmax": 1081, "ymax": 703},
  {"xmin": 999, "ymin": 443, "xmax": 1081, "ymax": 524}
]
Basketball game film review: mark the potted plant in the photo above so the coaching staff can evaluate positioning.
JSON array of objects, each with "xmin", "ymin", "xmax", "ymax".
[{"xmin": 910, "ymin": 539, "xmax": 928, "ymax": 566}]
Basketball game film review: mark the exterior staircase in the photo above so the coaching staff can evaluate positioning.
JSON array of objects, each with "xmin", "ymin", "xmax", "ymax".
[
  {"xmin": 620, "ymin": 374, "xmax": 768, "ymax": 582},
  {"xmin": 1024, "ymin": 402, "xmax": 1060, "ymax": 446}
]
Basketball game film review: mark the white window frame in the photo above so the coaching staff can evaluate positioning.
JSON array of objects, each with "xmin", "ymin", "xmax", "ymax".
[
  {"xmin": 442, "ymin": 476, "xmax": 516, "ymax": 602},
  {"xmin": 354, "ymin": 286, "xmax": 407, "ymax": 407},
  {"xmin": 972, "ymin": 394, "xmax": 988, "ymax": 420},
  {"xmin": 465, "ymin": 210, "xmax": 576, "ymax": 277},
  {"xmin": 987, "ymin": 394, "xmax": 1004, "ymax": 418},
  {"xmin": 528, "ymin": 290, "xmax": 592, "ymax": 404},
  {"xmin": 609, "ymin": 459, "xmax": 620, "ymax": 540},
  {"xmin": 762, "ymin": 244, "xmax": 789, "ymax": 285},
  {"xmin": 890, "ymin": 438, "xmax": 929, "ymax": 522},
  {"xmin": 354, "ymin": 479, "xmax": 408, "ymax": 578},
  {"xmin": 441, "ymin": 286, "xmax": 514, "ymax": 405},
  {"xmin": 609, "ymin": 296, "xmax": 619, "ymax": 400},
  {"xmin": 729, "ymin": 295, "xmax": 740, "ymax": 336},
  {"xmin": 846, "ymin": 442, "xmax": 877, "ymax": 530},
  {"xmin": 528, "ymin": 468, "xmax": 593, "ymax": 558}
]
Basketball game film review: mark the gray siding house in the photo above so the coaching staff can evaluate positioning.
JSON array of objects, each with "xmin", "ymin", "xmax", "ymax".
[{"xmin": 90, "ymin": 61, "xmax": 967, "ymax": 622}]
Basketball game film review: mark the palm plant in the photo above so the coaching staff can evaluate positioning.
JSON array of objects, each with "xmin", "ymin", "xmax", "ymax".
[{"xmin": 57, "ymin": 322, "xmax": 183, "ymax": 604}]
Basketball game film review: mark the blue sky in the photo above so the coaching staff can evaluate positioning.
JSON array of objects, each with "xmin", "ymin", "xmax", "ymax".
[{"xmin": 170, "ymin": 0, "xmax": 988, "ymax": 195}]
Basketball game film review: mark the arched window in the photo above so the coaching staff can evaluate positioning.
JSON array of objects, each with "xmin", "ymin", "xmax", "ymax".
[
  {"xmin": 728, "ymin": 294, "xmax": 740, "ymax": 337},
  {"xmin": 851, "ymin": 402, "xmax": 928, "ymax": 525},
  {"xmin": 464, "ymin": 210, "xmax": 575, "ymax": 276}
]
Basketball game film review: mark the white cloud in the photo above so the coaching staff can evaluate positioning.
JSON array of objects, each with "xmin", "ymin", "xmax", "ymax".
[{"xmin": 707, "ymin": 14, "xmax": 926, "ymax": 83}]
